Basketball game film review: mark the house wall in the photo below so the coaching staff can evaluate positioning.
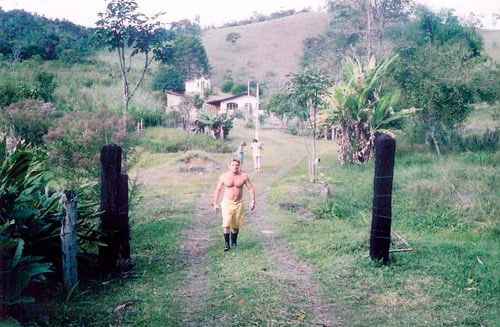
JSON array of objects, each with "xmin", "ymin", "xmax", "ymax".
[
  {"xmin": 165, "ymin": 93, "xmax": 183, "ymax": 111},
  {"xmin": 185, "ymin": 77, "xmax": 211, "ymax": 95},
  {"xmin": 220, "ymin": 95, "xmax": 258, "ymax": 115}
]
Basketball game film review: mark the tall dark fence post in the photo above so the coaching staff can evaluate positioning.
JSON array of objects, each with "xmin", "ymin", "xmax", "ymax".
[
  {"xmin": 61, "ymin": 190, "xmax": 78, "ymax": 292},
  {"xmin": 370, "ymin": 134, "xmax": 396, "ymax": 264},
  {"xmin": 118, "ymin": 172, "xmax": 132, "ymax": 270},
  {"xmin": 99, "ymin": 144, "xmax": 122, "ymax": 274}
]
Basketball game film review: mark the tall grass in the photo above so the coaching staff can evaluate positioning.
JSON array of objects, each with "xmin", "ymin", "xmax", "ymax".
[
  {"xmin": 139, "ymin": 127, "xmax": 233, "ymax": 153},
  {"xmin": 270, "ymin": 143, "xmax": 500, "ymax": 326}
]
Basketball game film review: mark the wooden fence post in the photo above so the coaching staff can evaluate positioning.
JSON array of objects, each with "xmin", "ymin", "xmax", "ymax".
[
  {"xmin": 370, "ymin": 134, "xmax": 396, "ymax": 264},
  {"xmin": 118, "ymin": 172, "xmax": 132, "ymax": 270},
  {"xmin": 99, "ymin": 144, "xmax": 122, "ymax": 275},
  {"xmin": 61, "ymin": 190, "xmax": 78, "ymax": 292}
]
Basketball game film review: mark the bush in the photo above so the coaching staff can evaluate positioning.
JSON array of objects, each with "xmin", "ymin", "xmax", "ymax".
[
  {"xmin": 152, "ymin": 65, "xmax": 184, "ymax": 93},
  {"xmin": 164, "ymin": 111, "xmax": 181, "ymax": 128},
  {"xmin": 0, "ymin": 71, "xmax": 56, "ymax": 108},
  {"xmin": 0, "ymin": 142, "xmax": 100, "ymax": 324},
  {"xmin": 221, "ymin": 80, "xmax": 234, "ymax": 93},
  {"xmin": 44, "ymin": 109, "xmax": 134, "ymax": 183},
  {"xmin": 230, "ymin": 84, "xmax": 247, "ymax": 95},
  {"xmin": 1, "ymin": 99, "xmax": 56, "ymax": 145},
  {"xmin": 129, "ymin": 104, "xmax": 164, "ymax": 128},
  {"xmin": 439, "ymin": 128, "xmax": 499, "ymax": 152}
]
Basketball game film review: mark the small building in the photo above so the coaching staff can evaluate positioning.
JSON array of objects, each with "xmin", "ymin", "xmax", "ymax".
[
  {"xmin": 165, "ymin": 90, "xmax": 184, "ymax": 111},
  {"xmin": 206, "ymin": 92, "xmax": 258, "ymax": 117},
  {"xmin": 185, "ymin": 76, "xmax": 211, "ymax": 95}
]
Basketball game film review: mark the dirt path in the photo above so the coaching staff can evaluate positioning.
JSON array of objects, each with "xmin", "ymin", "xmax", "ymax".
[
  {"xmin": 178, "ymin": 125, "xmax": 341, "ymax": 326},
  {"xmin": 178, "ymin": 191, "xmax": 215, "ymax": 325},
  {"xmin": 248, "ymin": 154, "xmax": 341, "ymax": 327}
]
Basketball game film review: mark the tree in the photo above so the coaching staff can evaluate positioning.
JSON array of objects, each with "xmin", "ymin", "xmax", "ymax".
[
  {"xmin": 389, "ymin": 8, "xmax": 487, "ymax": 154},
  {"xmin": 301, "ymin": 0, "xmax": 415, "ymax": 72},
  {"xmin": 324, "ymin": 55, "xmax": 416, "ymax": 164},
  {"xmin": 95, "ymin": 0, "xmax": 170, "ymax": 131},
  {"xmin": 170, "ymin": 34, "xmax": 211, "ymax": 81},
  {"xmin": 152, "ymin": 65, "xmax": 185, "ymax": 93},
  {"xmin": 288, "ymin": 69, "xmax": 330, "ymax": 183},
  {"xmin": 264, "ymin": 92, "xmax": 294, "ymax": 128},
  {"xmin": 226, "ymin": 32, "xmax": 241, "ymax": 48}
]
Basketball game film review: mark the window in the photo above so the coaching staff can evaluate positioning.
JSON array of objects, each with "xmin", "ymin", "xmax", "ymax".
[{"xmin": 227, "ymin": 102, "xmax": 238, "ymax": 110}]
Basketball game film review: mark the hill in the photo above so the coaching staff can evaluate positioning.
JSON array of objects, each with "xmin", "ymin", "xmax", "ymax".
[
  {"xmin": 0, "ymin": 8, "xmax": 93, "ymax": 60},
  {"xmin": 478, "ymin": 29, "xmax": 500, "ymax": 62},
  {"xmin": 202, "ymin": 12, "xmax": 500, "ymax": 88},
  {"xmin": 201, "ymin": 11, "xmax": 329, "ymax": 87}
]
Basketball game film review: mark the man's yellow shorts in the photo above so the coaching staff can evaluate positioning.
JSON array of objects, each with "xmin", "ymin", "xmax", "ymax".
[{"xmin": 221, "ymin": 199, "xmax": 244, "ymax": 229}]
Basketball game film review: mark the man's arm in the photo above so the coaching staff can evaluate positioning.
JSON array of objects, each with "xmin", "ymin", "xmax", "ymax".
[
  {"xmin": 213, "ymin": 175, "xmax": 224, "ymax": 212},
  {"xmin": 245, "ymin": 176, "xmax": 256, "ymax": 211}
]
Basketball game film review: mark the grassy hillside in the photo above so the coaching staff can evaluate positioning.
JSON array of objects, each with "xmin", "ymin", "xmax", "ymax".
[
  {"xmin": 479, "ymin": 29, "xmax": 500, "ymax": 62},
  {"xmin": 202, "ymin": 12, "xmax": 500, "ymax": 89},
  {"xmin": 201, "ymin": 11, "xmax": 329, "ymax": 86}
]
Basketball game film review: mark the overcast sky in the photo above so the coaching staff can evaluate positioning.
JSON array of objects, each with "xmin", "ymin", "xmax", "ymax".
[{"xmin": 1, "ymin": 0, "xmax": 499, "ymax": 29}]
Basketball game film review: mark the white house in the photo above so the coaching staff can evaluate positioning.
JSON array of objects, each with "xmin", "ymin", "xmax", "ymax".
[
  {"xmin": 206, "ymin": 93, "xmax": 258, "ymax": 117},
  {"xmin": 185, "ymin": 76, "xmax": 211, "ymax": 95}
]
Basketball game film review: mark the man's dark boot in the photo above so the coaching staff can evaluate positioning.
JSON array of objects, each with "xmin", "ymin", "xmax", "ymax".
[
  {"xmin": 224, "ymin": 233, "xmax": 230, "ymax": 251},
  {"xmin": 230, "ymin": 230, "xmax": 238, "ymax": 248}
]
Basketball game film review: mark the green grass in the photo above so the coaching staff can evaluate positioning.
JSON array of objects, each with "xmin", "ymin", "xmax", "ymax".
[
  {"xmin": 269, "ymin": 145, "xmax": 500, "ymax": 327},
  {"xmin": 139, "ymin": 127, "xmax": 234, "ymax": 154}
]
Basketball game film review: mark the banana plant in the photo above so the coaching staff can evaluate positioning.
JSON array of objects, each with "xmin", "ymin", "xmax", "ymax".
[{"xmin": 323, "ymin": 55, "xmax": 417, "ymax": 164}]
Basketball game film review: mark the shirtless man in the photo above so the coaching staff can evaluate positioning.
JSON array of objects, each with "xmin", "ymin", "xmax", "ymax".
[{"xmin": 213, "ymin": 158, "xmax": 255, "ymax": 251}]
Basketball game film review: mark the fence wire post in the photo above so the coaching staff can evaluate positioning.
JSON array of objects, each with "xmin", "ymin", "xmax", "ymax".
[
  {"xmin": 61, "ymin": 190, "xmax": 78, "ymax": 292},
  {"xmin": 370, "ymin": 134, "xmax": 396, "ymax": 264}
]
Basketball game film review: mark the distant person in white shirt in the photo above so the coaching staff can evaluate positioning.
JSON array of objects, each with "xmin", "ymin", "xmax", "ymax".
[{"xmin": 250, "ymin": 139, "xmax": 263, "ymax": 173}]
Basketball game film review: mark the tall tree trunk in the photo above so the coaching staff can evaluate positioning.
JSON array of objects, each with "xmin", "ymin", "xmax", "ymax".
[
  {"xmin": 310, "ymin": 107, "xmax": 317, "ymax": 183},
  {"xmin": 430, "ymin": 130, "xmax": 441, "ymax": 156},
  {"xmin": 366, "ymin": 0, "xmax": 373, "ymax": 63}
]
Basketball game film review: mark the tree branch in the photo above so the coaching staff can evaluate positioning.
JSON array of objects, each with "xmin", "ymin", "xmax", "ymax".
[{"xmin": 129, "ymin": 52, "xmax": 152, "ymax": 101}]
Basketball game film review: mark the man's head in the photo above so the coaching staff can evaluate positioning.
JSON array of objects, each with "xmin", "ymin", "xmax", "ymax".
[
  {"xmin": 229, "ymin": 158, "xmax": 241, "ymax": 173},
  {"xmin": 252, "ymin": 139, "xmax": 258, "ymax": 143}
]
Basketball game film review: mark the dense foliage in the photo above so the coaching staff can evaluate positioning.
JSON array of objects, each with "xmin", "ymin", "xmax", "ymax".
[
  {"xmin": 389, "ymin": 8, "xmax": 488, "ymax": 153},
  {"xmin": 44, "ymin": 109, "xmax": 134, "ymax": 183},
  {"xmin": 1, "ymin": 100, "xmax": 56, "ymax": 145},
  {"xmin": 0, "ymin": 8, "xmax": 93, "ymax": 61},
  {"xmin": 0, "ymin": 142, "xmax": 100, "ymax": 325}
]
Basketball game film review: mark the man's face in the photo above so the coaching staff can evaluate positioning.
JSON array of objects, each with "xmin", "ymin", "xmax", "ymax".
[{"xmin": 229, "ymin": 161, "xmax": 240, "ymax": 173}]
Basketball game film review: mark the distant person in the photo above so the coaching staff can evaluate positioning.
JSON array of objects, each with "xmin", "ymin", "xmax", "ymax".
[
  {"xmin": 250, "ymin": 139, "xmax": 263, "ymax": 173},
  {"xmin": 236, "ymin": 141, "xmax": 246, "ymax": 166},
  {"xmin": 213, "ymin": 158, "xmax": 256, "ymax": 251}
]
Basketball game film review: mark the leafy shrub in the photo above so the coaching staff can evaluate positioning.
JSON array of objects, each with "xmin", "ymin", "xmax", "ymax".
[
  {"xmin": 441, "ymin": 128, "xmax": 499, "ymax": 152},
  {"xmin": 0, "ymin": 71, "xmax": 56, "ymax": 108},
  {"xmin": 0, "ymin": 142, "xmax": 100, "ymax": 324},
  {"xmin": 1, "ymin": 100, "xmax": 56, "ymax": 145},
  {"xmin": 59, "ymin": 49, "xmax": 84, "ymax": 65},
  {"xmin": 129, "ymin": 104, "xmax": 164, "ymax": 128},
  {"xmin": 34, "ymin": 71, "xmax": 56, "ymax": 102},
  {"xmin": 152, "ymin": 65, "xmax": 185, "ymax": 93},
  {"xmin": 221, "ymin": 80, "xmax": 234, "ymax": 93},
  {"xmin": 164, "ymin": 111, "xmax": 181, "ymax": 128},
  {"xmin": 244, "ymin": 122, "xmax": 254, "ymax": 129},
  {"xmin": 232, "ymin": 110, "xmax": 244, "ymax": 119},
  {"xmin": 140, "ymin": 128, "xmax": 232, "ymax": 153},
  {"xmin": 44, "ymin": 109, "xmax": 134, "ymax": 182},
  {"xmin": 230, "ymin": 84, "xmax": 247, "ymax": 95}
]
